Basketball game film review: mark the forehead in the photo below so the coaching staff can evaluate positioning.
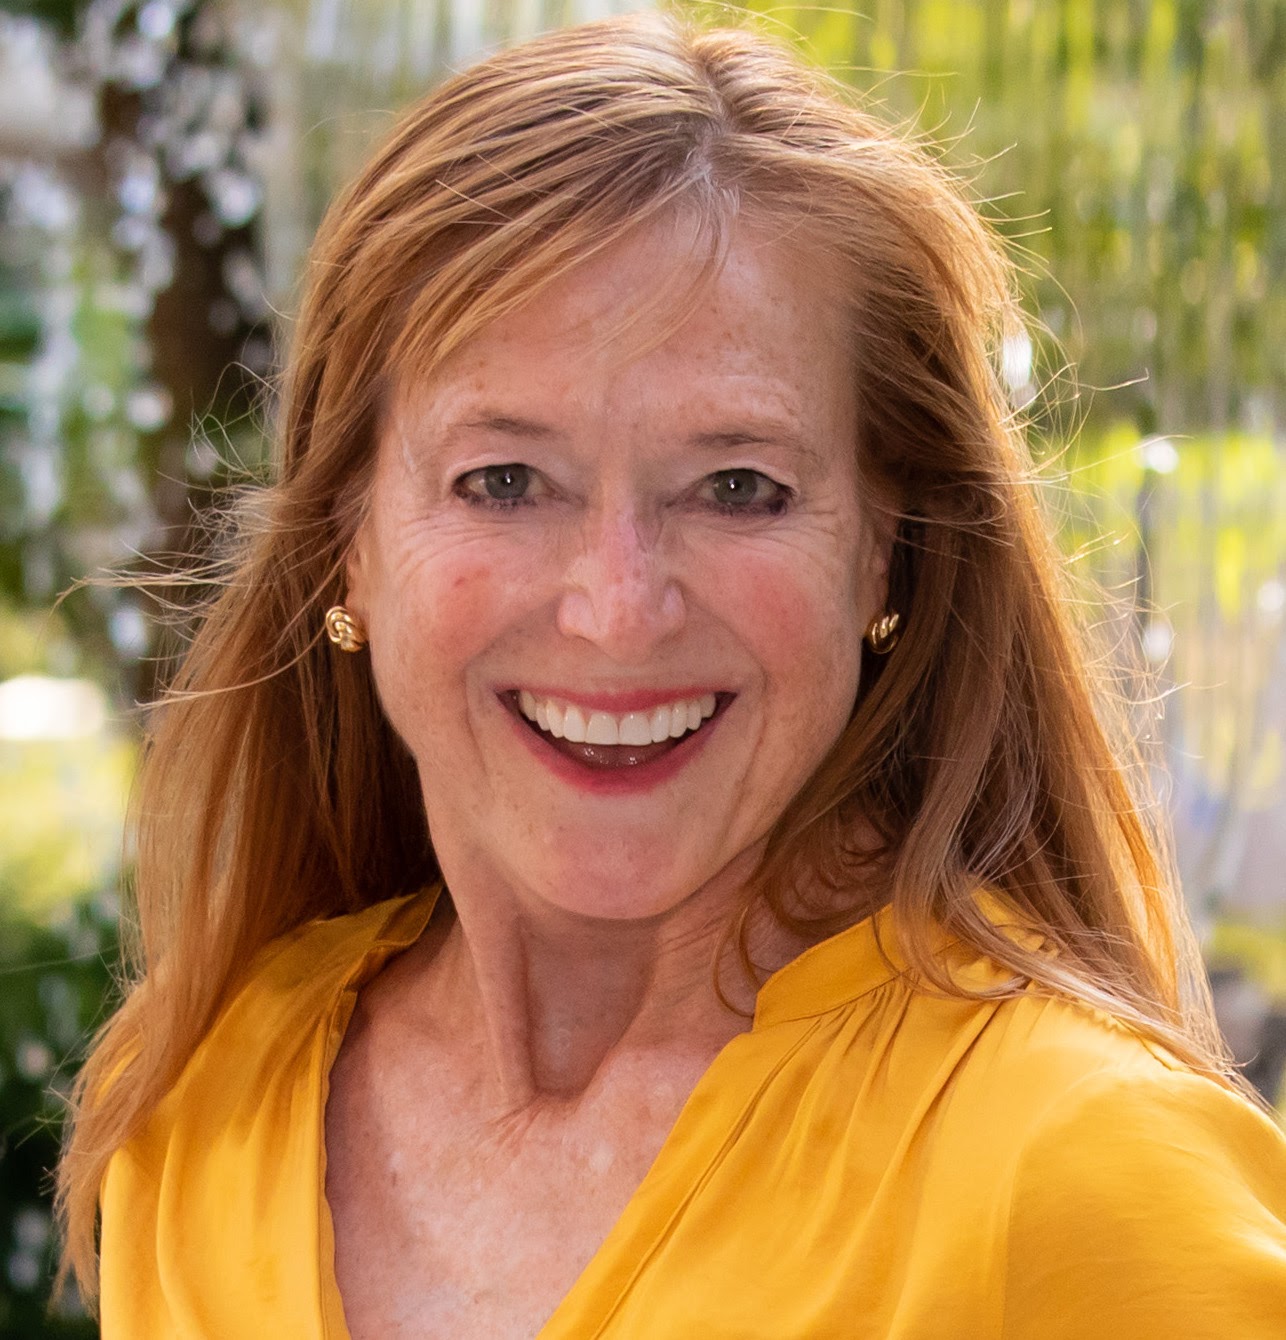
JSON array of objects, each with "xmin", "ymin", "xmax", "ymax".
[{"xmin": 387, "ymin": 217, "xmax": 855, "ymax": 431}]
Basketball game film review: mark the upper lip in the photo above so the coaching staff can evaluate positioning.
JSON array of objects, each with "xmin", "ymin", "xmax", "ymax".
[{"xmin": 503, "ymin": 686, "xmax": 731, "ymax": 713}]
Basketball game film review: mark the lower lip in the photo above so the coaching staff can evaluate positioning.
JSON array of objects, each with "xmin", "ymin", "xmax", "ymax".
[{"xmin": 502, "ymin": 696, "xmax": 727, "ymax": 795}]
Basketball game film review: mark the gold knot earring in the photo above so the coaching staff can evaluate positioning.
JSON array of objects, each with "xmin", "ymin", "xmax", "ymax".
[
  {"xmin": 324, "ymin": 605, "xmax": 368, "ymax": 652},
  {"xmin": 864, "ymin": 610, "xmax": 901, "ymax": 655}
]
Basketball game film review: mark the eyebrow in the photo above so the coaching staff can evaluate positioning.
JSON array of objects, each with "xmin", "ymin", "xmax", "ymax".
[
  {"xmin": 435, "ymin": 414, "xmax": 823, "ymax": 466},
  {"xmin": 443, "ymin": 414, "xmax": 561, "ymax": 442},
  {"xmin": 690, "ymin": 428, "xmax": 824, "ymax": 468}
]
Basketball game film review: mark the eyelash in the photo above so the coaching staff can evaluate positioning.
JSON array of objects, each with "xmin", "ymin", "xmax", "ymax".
[
  {"xmin": 451, "ymin": 465, "xmax": 795, "ymax": 516},
  {"xmin": 699, "ymin": 470, "xmax": 793, "ymax": 517},
  {"xmin": 453, "ymin": 464, "xmax": 541, "ymax": 510}
]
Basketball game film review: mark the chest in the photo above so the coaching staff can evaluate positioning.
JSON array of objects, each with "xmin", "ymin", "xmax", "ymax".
[{"xmin": 324, "ymin": 1035, "xmax": 695, "ymax": 1339}]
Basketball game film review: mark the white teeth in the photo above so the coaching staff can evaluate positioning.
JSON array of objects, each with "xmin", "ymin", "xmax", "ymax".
[
  {"xmin": 619, "ymin": 712, "xmax": 653, "ymax": 746},
  {"xmin": 585, "ymin": 712, "xmax": 618, "ymax": 746},
  {"xmin": 517, "ymin": 692, "xmax": 721, "ymax": 747},
  {"xmin": 562, "ymin": 705, "xmax": 587, "ymax": 743}
]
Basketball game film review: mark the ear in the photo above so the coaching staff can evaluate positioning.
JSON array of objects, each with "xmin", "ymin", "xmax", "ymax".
[
  {"xmin": 342, "ymin": 522, "xmax": 372, "ymax": 624},
  {"xmin": 859, "ymin": 503, "xmax": 898, "ymax": 613}
]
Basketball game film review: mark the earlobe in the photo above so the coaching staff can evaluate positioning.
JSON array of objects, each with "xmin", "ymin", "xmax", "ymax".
[
  {"xmin": 323, "ymin": 532, "xmax": 371, "ymax": 652},
  {"xmin": 857, "ymin": 516, "xmax": 900, "ymax": 654}
]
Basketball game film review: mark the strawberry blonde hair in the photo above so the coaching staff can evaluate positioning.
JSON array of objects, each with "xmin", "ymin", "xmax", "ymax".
[{"xmin": 58, "ymin": 11, "xmax": 1245, "ymax": 1298}]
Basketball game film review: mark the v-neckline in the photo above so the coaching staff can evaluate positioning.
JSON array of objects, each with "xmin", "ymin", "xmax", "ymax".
[{"xmin": 314, "ymin": 888, "xmax": 906, "ymax": 1339}]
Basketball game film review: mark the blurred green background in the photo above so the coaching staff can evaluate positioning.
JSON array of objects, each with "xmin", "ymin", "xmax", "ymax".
[{"xmin": 1, "ymin": 0, "xmax": 1284, "ymax": 1331}]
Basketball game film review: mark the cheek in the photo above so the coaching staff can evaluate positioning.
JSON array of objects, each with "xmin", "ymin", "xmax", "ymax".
[
  {"xmin": 378, "ymin": 525, "xmax": 533, "ymax": 649},
  {"xmin": 384, "ymin": 560, "xmax": 495, "ymax": 654},
  {"xmin": 366, "ymin": 543, "xmax": 527, "ymax": 737},
  {"xmin": 701, "ymin": 541, "xmax": 864, "ymax": 703},
  {"xmin": 745, "ymin": 569, "xmax": 836, "ymax": 645},
  {"xmin": 434, "ymin": 560, "xmax": 503, "ymax": 635}
]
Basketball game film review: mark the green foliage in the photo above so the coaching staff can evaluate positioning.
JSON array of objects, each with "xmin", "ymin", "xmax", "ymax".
[
  {"xmin": 1210, "ymin": 918, "xmax": 1286, "ymax": 999},
  {"xmin": 0, "ymin": 187, "xmax": 156, "ymax": 685},
  {"xmin": 0, "ymin": 605, "xmax": 79, "ymax": 682},
  {"xmin": 0, "ymin": 896, "xmax": 118, "ymax": 1337},
  {"xmin": 0, "ymin": 735, "xmax": 134, "ymax": 917},
  {"xmin": 0, "ymin": 717, "xmax": 129, "ymax": 1331},
  {"xmin": 689, "ymin": 0, "xmax": 1286, "ymax": 438},
  {"xmin": 1058, "ymin": 426, "xmax": 1286, "ymax": 810},
  {"xmin": 0, "ymin": 0, "xmax": 275, "ymax": 693},
  {"xmin": 0, "ymin": 0, "xmax": 90, "ymax": 41},
  {"xmin": 0, "ymin": 285, "xmax": 40, "ymax": 365}
]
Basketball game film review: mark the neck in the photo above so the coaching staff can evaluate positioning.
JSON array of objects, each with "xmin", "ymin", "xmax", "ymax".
[{"xmin": 426, "ymin": 857, "xmax": 814, "ymax": 1108}]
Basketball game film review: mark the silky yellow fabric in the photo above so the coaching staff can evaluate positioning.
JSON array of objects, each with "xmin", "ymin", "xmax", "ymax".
[{"xmin": 100, "ymin": 889, "xmax": 1286, "ymax": 1337}]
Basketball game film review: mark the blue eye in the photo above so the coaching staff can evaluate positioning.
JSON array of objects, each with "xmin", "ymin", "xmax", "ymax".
[
  {"xmin": 705, "ymin": 469, "xmax": 790, "ymax": 514},
  {"xmin": 456, "ymin": 463, "xmax": 534, "ymax": 507}
]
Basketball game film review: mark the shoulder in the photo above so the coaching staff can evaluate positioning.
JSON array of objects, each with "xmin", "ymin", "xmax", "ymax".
[
  {"xmin": 1003, "ymin": 1031, "xmax": 1286, "ymax": 1202},
  {"xmin": 993, "ymin": 1012, "xmax": 1286, "ymax": 1338},
  {"xmin": 110, "ymin": 887, "xmax": 438, "ymax": 1171},
  {"xmin": 880, "ymin": 968, "xmax": 1286, "ymax": 1334},
  {"xmin": 222, "ymin": 889, "xmax": 437, "ymax": 1022},
  {"xmin": 181, "ymin": 887, "xmax": 438, "ymax": 1102},
  {"xmin": 98, "ymin": 889, "xmax": 438, "ymax": 1332},
  {"xmin": 960, "ymin": 986, "xmax": 1286, "ymax": 1207}
]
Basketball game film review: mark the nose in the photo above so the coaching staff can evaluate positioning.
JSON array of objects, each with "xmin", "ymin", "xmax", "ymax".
[{"xmin": 556, "ymin": 505, "xmax": 685, "ymax": 661}]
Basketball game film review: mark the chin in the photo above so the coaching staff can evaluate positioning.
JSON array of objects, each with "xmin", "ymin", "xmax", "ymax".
[{"xmin": 515, "ymin": 839, "xmax": 759, "ymax": 924}]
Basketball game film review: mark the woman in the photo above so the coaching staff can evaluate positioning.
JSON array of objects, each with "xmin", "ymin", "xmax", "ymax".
[{"xmin": 60, "ymin": 13, "xmax": 1286, "ymax": 1337}]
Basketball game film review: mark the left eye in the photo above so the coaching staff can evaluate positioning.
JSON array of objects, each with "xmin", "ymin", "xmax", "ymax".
[
  {"xmin": 703, "ymin": 469, "xmax": 789, "ymax": 513},
  {"xmin": 455, "ymin": 463, "xmax": 537, "ymax": 506}
]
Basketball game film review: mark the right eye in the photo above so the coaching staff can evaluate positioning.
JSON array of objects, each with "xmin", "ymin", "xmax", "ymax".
[{"xmin": 454, "ymin": 463, "xmax": 538, "ymax": 507}]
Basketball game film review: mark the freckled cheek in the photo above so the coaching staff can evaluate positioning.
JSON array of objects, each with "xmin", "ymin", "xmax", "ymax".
[
  {"xmin": 440, "ymin": 579, "xmax": 542, "ymax": 682},
  {"xmin": 423, "ymin": 563, "xmax": 504, "ymax": 639},
  {"xmin": 370, "ymin": 546, "xmax": 540, "ymax": 729},
  {"xmin": 707, "ymin": 553, "xmax": 862, "ymax": 712}
]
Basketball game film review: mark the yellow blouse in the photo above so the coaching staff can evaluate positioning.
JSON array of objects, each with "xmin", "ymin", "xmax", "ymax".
[{"xmin": 100, "ymin": 889, "xmax": 1286, "ymax": 1337}]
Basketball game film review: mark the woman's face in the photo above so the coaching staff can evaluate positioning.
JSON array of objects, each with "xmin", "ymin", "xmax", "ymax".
[{"xmin": 348, "ymin": 219, "xmax": 889, "ymax": 920}]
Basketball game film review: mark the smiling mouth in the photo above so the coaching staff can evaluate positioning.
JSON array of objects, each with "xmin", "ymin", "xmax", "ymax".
[{"xmin": 506, "ymin": 690, "xmax": 728, "ymax": 770}]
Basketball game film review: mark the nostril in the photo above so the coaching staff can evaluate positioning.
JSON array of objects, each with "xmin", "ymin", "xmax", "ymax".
[{"xmin": 555, "ymin": 572, "xmax": 685, "ymax": 652}]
